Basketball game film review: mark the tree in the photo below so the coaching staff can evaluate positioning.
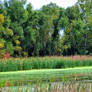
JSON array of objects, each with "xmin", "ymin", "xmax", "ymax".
[
  {"xmin": 22, "ymin": 4, "xmax": 41, "ymax": 56},
  {"xmin": 59, "ymin": 6, "xmax": 86, "ymax": 55},
  {"xmin": 0, "ymin": 14, "xmax": 14, "ymax": 57},
  {"xmin": 77, "ymin": 0, "xmax": 92, "ymax": 54},
  {"xmin": 40, "ymin": 3, "xmax": 61, "ymax": 55},
  {"xmin": 0, "ymin": 0, "xmax": 91, "ymax": 57},
  {"xmin": 4, "ymin": 0, "xmax": 28, "ymax": 56}
]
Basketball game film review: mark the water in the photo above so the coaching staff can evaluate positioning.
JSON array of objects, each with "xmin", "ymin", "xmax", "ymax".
[{"xmin": 0, "ymin": 80, "xmax": 92, "ymax": 92}]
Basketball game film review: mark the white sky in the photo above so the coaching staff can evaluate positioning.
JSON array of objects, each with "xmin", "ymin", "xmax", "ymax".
[{"xmin": 27, "ymin": 0, "xmax": 78, "ymax": 10}]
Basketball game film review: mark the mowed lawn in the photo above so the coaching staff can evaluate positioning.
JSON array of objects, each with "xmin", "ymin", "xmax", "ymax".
[{"xmin": 0, "ymin": 67, "xmax": 92, "ymax": 83}]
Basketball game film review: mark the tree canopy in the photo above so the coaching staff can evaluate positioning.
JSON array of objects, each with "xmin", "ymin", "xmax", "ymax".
[{"xmin": 0, "ymin": 0, "xmax": 92, "ymax": 57}]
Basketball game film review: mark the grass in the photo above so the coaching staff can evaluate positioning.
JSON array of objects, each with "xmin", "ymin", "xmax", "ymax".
[
  {"xmin": 0, "ymin": 67, "xmax": 92, "ymax": 84},
  {"xmin": 0, "ymin": 57, "xmax": 92, "ymax": 72},
  {"xmin": 0, "ymin": 56, "xmax": 92, "ymax": 89}
]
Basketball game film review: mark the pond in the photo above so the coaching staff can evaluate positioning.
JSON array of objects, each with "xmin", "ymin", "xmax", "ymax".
[{"xmin": 0, "ymin": 80, "xmax": 92, "ymax": 92}]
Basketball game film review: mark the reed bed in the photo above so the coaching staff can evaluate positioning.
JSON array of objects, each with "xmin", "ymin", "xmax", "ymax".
[{"xmin": 0, "ymin": 56, "xmax": 92, "ymax": 72}]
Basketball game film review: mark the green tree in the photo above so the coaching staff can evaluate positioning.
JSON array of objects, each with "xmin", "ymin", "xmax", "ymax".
[
  {"xmin": 4, "ymin": 0, "xmax": 28, "ymax": 56},
  {"xmin": 22, "ymin": 4, "xmax": 41, "ymax": 56},
  {"xmin": 78, "ymin": 0, "xmax": 92, "ymax": 54},
  {"xmin": 0, "ymin": 14, "xmax": 14, "ymax": 57}
]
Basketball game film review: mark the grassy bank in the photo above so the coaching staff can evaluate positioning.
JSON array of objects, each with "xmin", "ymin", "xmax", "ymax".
[
  {"xmin": 0, "ymin": 57, "xmax": 92, "ymax": 72},
  {"xmin": 0, "ymin": 67, "xmax": 92, "ymax": 84}
]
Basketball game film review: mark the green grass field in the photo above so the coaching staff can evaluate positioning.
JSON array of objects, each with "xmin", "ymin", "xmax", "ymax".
[{"xmin": 0, "ymin": 67, "xmax": 92, "ymax": 84}]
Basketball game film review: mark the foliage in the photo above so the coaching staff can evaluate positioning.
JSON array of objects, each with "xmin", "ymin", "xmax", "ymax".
[
  {"xmin": 0, "ymin": 14, "xmax": 16, "ymax": 58},
  {"xmin": 0, "ymin": 14, "xmax": 4, "ymax": 25},
  {"xmin": 0, "ymin": 0, "xmax": 92, "ymax": 56}
]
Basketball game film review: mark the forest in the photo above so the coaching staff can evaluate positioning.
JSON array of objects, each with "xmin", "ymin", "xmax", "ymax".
[{"xmin": 0, "ymin": 0, "xmax": 92, "ymax": 57}]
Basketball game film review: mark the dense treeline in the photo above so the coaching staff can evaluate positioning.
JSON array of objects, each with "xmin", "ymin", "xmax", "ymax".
[{"xmin": 0, "ymin": 0, "xmax": 92, "ymax": 57}]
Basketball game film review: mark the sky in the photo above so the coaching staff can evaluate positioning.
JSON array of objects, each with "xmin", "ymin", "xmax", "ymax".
[{"xmin": 27, "ymin": 0, "xmax": 78, "ymax": 10}]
